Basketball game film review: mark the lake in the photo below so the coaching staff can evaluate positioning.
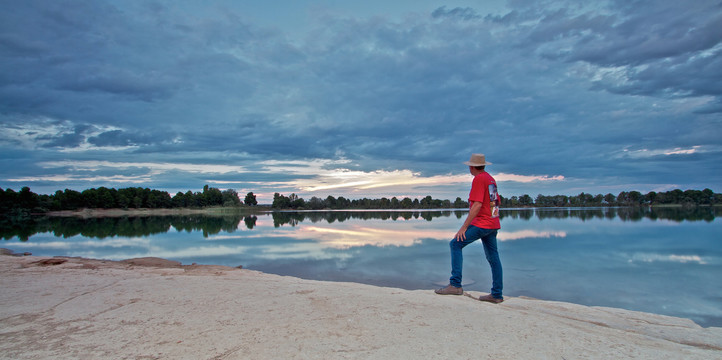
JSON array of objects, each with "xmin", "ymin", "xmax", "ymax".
[{"xmin": 2, "ymin": 207, "xmax": 720, "ymax": 327}]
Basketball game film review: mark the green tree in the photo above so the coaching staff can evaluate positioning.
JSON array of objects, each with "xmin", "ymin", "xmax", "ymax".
[
  {"xmin": 519, "ymin": 194, "xmax": 533, "ymax": 206},
  {"xmin": 98, "ymin": 187, "xmax": 117, "ymax": 208},
  {"xmin": 336, "ymin": 196, "xmax": 351, "ymax": 209},
  {"xmin": 604, "ymin": 193, "xmax": 616, "ymax": 205},
  {"xmin": 390, "ymin": 197, "xmax": 400, "ymax": 208},
  {"xmin": 62, "ymin": 189, "xmax": 84, "ymax": 210},
  {"xmin": 535, "ymin": 194, "xmax": 549, "ymax": 207},
  {"xmin": 453, "ymin": 197, "xmax": 467, "ymax": 208},
  {"xmin": 172, "ymin": 192, "xmax": 187, "ymax": 208},
  {"xmin": 289, "ymin": 193, "xmax": 305, "ymax": 209},
  {"xmin": 701, "ymin": 188, "xmax": 714, "ymax": 205},
  {"xmin": 117, "ymin": 192, "xmax": 130, "ymax": 208},
  {"xmin": 419, "ymin": 195, "xmax": 432, "ymax": 208},
  {"xmin": 325, "ymin": 195, "xmax": 337, "ymax": 209},
  {"xmin": 307, "ymin": 196, "xmax": 324, "ymax": 209},
  {"xmin": 81, "ymin": 188, "xmax": 100, "ymax": 208},
  {"xmin": 244, "ymin": 192, "xmax": 258, "ymax": 206},
  {"xmin": 628, "ymin": 191, "xmax": 643, "ymax": 205},
  {"xmin": 272, "ymin": 193, "xmax": 290, "ymax": 209},
  {"xmin": 222, "ymin": 189, "xmax": 241, "ymax": 206},
  {"xmin": 18, "ymin": 187, "xmax": 40, "ymax": 209},
  {"xmin": 203, "ymin": 185, "xmax": 223, "ymax": 206}
]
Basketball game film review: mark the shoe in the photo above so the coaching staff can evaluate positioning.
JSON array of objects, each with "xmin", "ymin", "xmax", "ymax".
[
  {"xmin": 435, "ymin": 285, "xmax": 463, "ymax": 295},
  {"xmin": 477, "ymin": 294, "xmax": 504, "ymax": 303}
]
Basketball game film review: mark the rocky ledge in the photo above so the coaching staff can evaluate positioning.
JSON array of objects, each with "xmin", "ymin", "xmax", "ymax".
[{"xmin": 1, "ymin": 252, "xmax": 720, "ymax": 359}]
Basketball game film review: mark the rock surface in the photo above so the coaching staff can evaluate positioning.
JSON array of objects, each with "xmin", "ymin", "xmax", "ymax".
[{"xmin": 1, "ymin": 253, "xmax": 720, "ymax": 359}]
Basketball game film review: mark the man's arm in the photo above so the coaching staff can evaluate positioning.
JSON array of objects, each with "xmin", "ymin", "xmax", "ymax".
[{"xmin": 455, "ymin": 201, "xmax": 483, "ymax": 241}]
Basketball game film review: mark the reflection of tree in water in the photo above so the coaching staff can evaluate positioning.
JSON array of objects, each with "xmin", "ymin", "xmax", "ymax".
[
  {"xmin": 501, "ymin": 207, "xmax": 719, "ymax": 222},
  {"xmin": 268, "ymin": 207, "xmax": 718, "ymax": 226},
  {"xmin": 2, "ymin": 214, "xmax": 245, "ymax": 241},
  {"xmin": 243, "ymin": 216, "xmax": 257, "ymax": 229},
  {"xmin": 1, "ymin": 207, "xmax": 718, "ymax": 241},
  {"xmin": 270, "ymin": 210, "xmax": 467, "ymax": 227}
]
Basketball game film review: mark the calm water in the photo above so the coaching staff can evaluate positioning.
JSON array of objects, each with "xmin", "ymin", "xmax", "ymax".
[{"xmin": 2, "ymin": 207, "xmax": 720, "ymax": 327}]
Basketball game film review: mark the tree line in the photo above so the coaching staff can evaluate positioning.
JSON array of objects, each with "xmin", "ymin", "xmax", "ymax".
[
  {"xmin": 272, "ymin": 188, "xmax": 721, "ymax": 210},
  {"xmin": 1, "ymin": 186, "xmax": 719, "ymax": 216},
  {"xmin": 0, "ymin": 185, "xmax": 258, "ymax": 216},
  {"xmin": 271, "ymin": 193, "xmax": 467, "ymax": 210},
  {"xmin": 507, "ymin": 189, "xmax": 721, "ymax": 207}
]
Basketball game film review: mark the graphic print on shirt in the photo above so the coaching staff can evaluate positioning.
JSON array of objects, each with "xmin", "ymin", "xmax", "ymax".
[{"xmin": 489, "ymin": 184, "xmax": 500, "ymax": 218}]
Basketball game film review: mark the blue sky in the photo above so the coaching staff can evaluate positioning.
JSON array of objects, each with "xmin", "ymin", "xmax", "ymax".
[{"xmin": 1, "ymin": 0, "xmax": 720, "ymax": 203}]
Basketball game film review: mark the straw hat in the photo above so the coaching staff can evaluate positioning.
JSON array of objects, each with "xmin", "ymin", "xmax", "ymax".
[{"xmin": 463, "ymin": 153, "xmax": 492, "ymax": 166}]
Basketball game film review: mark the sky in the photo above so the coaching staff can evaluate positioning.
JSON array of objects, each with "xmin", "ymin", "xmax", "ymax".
[{"xmin": 1, "ymin": 0, "xmax": 721, "ymax": 203}]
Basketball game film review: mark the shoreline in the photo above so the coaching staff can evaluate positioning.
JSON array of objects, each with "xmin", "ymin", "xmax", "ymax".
[{"xmin": 1, "ymin": 251, "xmax": 720, "ymax": 359}]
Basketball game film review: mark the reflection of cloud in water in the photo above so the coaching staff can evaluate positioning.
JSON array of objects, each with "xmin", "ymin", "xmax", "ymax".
[
  {"xmin": 498, "ymin": 230, "xmax": 567, "ymax": 241},
  {"xmin": 198, "ymin": 223, "xmax": 451, "ymax": 260},
  {"xmin": 18, "ymin": 226, "xmax": 570, "ymax": 265},
  {"xmin": 239, "ymin": 225, "xmax": 570, "ymax": 250},
  {"xmin": 628, "ymin": 253, "xmax": 707, "ymax": 265},
  {"xmin": 205, "ymin": 235, "xmax": 246, "ymax": 241},
  {"xmin": 300, "ymin": 225, "xmax": 450, "ymax": 248}
]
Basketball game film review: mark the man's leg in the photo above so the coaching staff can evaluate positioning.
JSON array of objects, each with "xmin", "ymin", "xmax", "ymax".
[
  {"xmin": 448, "ymin": 226, "xmax": 483, "ymax": 287},
  {"xmin": 480, "ymin": 229, "xmax": 503, "ymax": 299}
]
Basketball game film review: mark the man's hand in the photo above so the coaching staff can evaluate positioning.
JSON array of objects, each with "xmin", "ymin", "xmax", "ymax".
[
  {"xmin": 455, "ymin": 201, "xmax": 482, "ymax": 241},
  {"xmin": 455, "ymin": 227, "xmax": 467, "ymax": 241}
]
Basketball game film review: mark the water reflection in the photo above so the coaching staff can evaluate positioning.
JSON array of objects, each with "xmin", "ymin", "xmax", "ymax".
[
  {"xmin": 628, "ymin": 253, "xmax": 707, "ymax": 265},
  {"xmin": 498, "ymin": 230, "xmax": 567, "ymax": 241},
  {"xmin": 503, "ymin": 206, "xmax": 719, "ymax": 222},
  {"xmin": 270, "ymin": 210, "xmax": 466, "ymax": 227},
  {"xmin": 1, "ymin": 215, "xmax": 254, "ymax": 241},
  {"xmin": 296, "ymin": 224, "xmax": 452, "ymax": 248},
  {"xmin": 1, "ymin": 207, "xmax": 720, "ymax": 327},
  {"xmin": 0, "ymin": 207, "xmax": 718, "ymax": 241}
]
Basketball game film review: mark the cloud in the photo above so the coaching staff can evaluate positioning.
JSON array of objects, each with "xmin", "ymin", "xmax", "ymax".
[
  {"xmin": 59, "ymin": 70, "xmax": 178, "ymax": 102},
  {"xmin": 431, "ymin": 6, "xmax": 482, "ymax": 21},
  {"xmin": 0, "ymin": 1, "xmax": 720, "ymax": 197},
  {"xmin": 257, "ymin": 159, "xmax": 565, "ymax": 194},
  {"xmin": 496, "ymin": 173, "xmax": 566, "ymax": 183},
  {"xmin": 37, "ymin": 160, "xmax": 246, "ymax": 175},
  {"xmin": 615, "ymin": 145, "xmax": 722, "ymax": 159},
  {"xmin": 6, "ymin": 157, "xmax": 565, "ymax": 202},
  {"xmin": 517, "ymin": 1, "xmax": 722, "ymax": 107},
  {"xmin": 0, "ymin": 117, "xmax": 162, "ymax": 152}
]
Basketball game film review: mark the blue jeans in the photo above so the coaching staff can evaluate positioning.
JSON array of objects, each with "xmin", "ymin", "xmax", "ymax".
[{"xmin": 449, "ymin": 226, "xmax": 503, "ymax": 299}]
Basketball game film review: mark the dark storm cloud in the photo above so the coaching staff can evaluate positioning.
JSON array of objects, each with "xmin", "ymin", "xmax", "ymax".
[
  {"xmin": 88, "ymin": 130, "xmax": 156, "ymax": 147},
  {"xmin": 565, "ymin": 2, "xmax": 721, "ymax": 66},
  {"xmin": 515, "ymin": 1, "xmax": 722, "ymax": 110},
  {"xmin": 59, "ymin": 71, "xmax": 178, "ymax": 102},
  {"xmin": 431, "ymin": 6, "xmax": 482, "ymax": 21},
  {"xmin": 37, "ymin": 124, "xmax": 93, "ymax": 148}
]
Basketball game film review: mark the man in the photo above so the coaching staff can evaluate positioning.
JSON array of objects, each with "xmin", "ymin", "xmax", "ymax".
[{"xmin": 435, "ymin": 153, "xmax": 503, "ymax": 303}]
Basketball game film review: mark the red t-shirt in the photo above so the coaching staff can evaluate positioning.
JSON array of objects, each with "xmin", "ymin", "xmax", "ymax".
[{"xmin": 468, "ymin": 171, "xmax": 501, "ymax": 229}]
